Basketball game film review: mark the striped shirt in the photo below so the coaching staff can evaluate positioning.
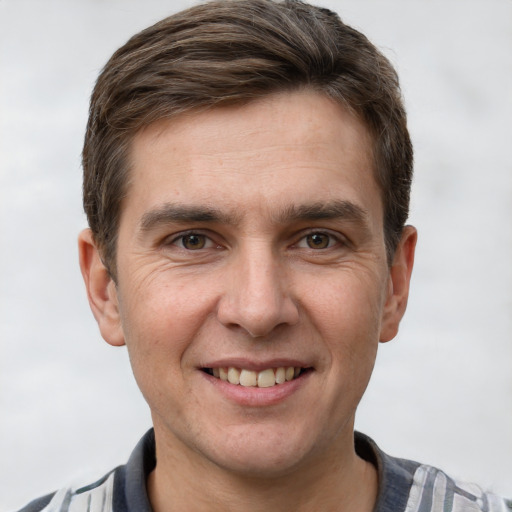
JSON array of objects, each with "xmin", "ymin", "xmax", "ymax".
[{"xmin": 16, "ymin": 430, "xmax": 512, "ymax": 512}]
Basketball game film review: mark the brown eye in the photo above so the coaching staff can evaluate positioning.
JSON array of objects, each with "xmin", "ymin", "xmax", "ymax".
[
  {"xmin": 181, "ymin": 234, "xmax": 207, "ymax": 250},
  {"xmin": 306, "ymin": 233, "xmax": 330, "ymax": 249}
]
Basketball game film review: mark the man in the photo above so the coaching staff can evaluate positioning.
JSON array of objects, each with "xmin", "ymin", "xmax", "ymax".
[{"xmin": 16, "ymin": 0, "xmax": 511, "ymax": 511}]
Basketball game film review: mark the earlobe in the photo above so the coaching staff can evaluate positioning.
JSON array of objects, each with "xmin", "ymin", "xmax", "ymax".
[
  {"xmin": 78, "ymin": 229, "xmax": 125, "ymax": 347},
  {"xmin": 379, "ymin": 225, "xmax": 417, "ymax": 343}
]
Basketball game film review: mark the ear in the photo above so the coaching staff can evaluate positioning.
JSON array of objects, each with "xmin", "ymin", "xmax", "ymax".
[
  {"xmin": 78, "ymin": 229, "xmax": 125, "ymax": 347},
  {"xmin": 379, "ymin": 225, "xmax": 417, "ymax": 343}
]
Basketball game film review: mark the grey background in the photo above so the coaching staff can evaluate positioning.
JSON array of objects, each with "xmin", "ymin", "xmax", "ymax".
[{"xmin": 1, "ymin": 0, "xmax": 511, "ymax": 509}]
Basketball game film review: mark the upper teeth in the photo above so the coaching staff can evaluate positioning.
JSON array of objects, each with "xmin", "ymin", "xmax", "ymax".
[{"xmin": 212, "ymin": 366, "xmax": 301, "ymax": 388}]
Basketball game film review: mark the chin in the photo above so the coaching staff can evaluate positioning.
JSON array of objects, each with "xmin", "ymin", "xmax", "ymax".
[{"xmin": 201, "ymin": 425, "xmax": 320, "ymax": 478}]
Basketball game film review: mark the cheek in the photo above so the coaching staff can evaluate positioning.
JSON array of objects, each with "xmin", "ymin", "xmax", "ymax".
[
  {"xmin": 117, "ymin": 274, "xmax": 218, "ymax": 370},
  {"xmin": 307, "ymin": 271, "xmax": 386, "ymax": 334},
  {"xmin": 303, "ymin": 270, "xmax": 386, "ymax": 374},
  {"xmin": 117, "ymin": 285, "xmax": 211, "ymax": 415}
]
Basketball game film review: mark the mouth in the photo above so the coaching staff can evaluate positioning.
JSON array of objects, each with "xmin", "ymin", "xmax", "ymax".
[{"xmin": 202, "ymin": 366, "xmax": 311, "ymax": 388}]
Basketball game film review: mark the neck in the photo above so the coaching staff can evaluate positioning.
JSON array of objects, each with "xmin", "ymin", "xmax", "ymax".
[{"xmin": 147, "ymin": 429, "xmax": 378, "ymax": 512}]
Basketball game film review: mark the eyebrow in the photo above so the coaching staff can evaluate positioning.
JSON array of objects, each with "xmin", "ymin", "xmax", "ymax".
[
  {"xmin": 274, "ymin": 200, "xmax": 369, "ymax": 225},
  {"xmin": 139, "ymin": 204, "xmax": 240, "ymax": 232},
  {"xmin": 138, "ymin": 199, "xmax": 369, "ymax": 233}
]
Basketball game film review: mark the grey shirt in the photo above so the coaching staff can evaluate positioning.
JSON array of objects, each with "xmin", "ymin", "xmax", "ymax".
[{"xmin": 16, "ymin": 429, "xmax": 512, "ymax": 512}]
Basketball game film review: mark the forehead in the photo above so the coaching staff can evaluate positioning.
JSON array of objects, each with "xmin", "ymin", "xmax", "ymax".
[{"xmin": 125, "ymin": 90, "xmax": 381, "ymax": 226}]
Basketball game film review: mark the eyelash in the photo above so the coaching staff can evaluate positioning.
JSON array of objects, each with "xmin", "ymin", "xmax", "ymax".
[
  {"xmin": 165, "ymin": 229, "xmax": 344, "ymax": 252},
  {"xmin": 294, "ymin": 230, "xmax": 344, "ymax": 250},
  {"xmin": 166, "ymin": 231, "xmax": 218, "ymax": 251}
]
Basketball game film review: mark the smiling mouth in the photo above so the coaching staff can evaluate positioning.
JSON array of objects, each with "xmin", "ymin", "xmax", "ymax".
[{"xmin": 202, "ymin": 366, "xmax": 311, "ymax": 388}]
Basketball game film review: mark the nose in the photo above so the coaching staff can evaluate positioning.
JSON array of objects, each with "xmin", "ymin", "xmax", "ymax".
[{"xmin": 217, "ymin": 244, "xmax": 299, "ymax": 337}]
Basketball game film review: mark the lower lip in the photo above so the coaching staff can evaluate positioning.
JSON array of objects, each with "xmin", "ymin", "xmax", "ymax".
[{"xmin": 202, "ymin": 371, "xmax": 311, "ymax": 407}]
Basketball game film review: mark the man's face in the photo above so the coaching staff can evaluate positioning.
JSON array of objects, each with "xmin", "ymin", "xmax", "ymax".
[{"xmin": 86, "ymin": 91, "xmax": 413, "ymax": 476}]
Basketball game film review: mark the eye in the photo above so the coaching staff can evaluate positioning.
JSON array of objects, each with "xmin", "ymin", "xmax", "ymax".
[
  {"xmin": 173, "ymin": 233, "xmax": 211, "ymax": 250},
  {"xmin": 306, "ymin": 233, "xmax": 330, "ymax": 249},
  {"xmin": 297, "ymin": 232, "xmax": 337, "ymax": 250}
]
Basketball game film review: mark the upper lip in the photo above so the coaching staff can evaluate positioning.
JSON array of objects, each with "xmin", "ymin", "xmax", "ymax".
[{"xmin": 200, "ymin": 358, "xmax": 313, "ymax": 371}]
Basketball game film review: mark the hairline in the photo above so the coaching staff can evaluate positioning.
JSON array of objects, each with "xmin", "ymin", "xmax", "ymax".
[{"xmin": 100, "ymin": 87, "xmax": 397, "ymax": 281}]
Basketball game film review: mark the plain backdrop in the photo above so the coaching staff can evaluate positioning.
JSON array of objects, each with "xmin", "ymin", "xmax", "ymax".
[{"xmin": 1, "ymin": 0, "xmax": 511, "ymax": 510}]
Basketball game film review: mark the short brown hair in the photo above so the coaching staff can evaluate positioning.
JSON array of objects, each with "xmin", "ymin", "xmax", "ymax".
[{"xmin": 83, "ymin": 0, "xmax": 413, "ymax": 278}]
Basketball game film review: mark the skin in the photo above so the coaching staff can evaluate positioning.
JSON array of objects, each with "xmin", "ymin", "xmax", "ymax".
[{"xmin": 79, "ymin": 90, "xmax": 416, "ymax": 511}]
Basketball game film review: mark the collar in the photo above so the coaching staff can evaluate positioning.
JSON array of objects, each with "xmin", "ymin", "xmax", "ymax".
[{"xmin": 119, "ymin": 429, "xmax": 417, "ymax": 512}]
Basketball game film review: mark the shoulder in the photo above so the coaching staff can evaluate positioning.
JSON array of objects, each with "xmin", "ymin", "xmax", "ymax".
[
  {"xmin": 14, "ymin": 493, "xmax": 55, "ymax": 512},
  {"xmin": 355, "ymin": 432, "xmax": 512, "ymax": 512},
  {"xmin": 14, "ymin": 468, "xmax": 119, "ymax": 512},
  {"xmin": 404, "ymin": 463, "xmax": 512, "ymax": 512},
  {"xmin": 13, "ymin": 429, "xmax": 156, "ymax": 512}
]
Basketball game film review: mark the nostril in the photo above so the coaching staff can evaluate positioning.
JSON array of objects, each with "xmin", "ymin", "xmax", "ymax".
[{"xmin": 216, "ymin": 266, "xmax": 300, "ymax": 338}]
